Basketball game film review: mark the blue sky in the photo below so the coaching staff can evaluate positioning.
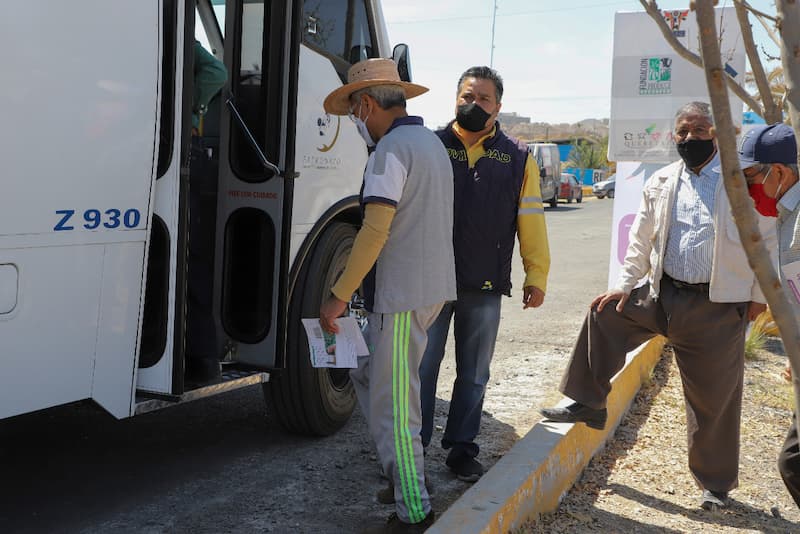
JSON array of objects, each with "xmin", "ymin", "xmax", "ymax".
[{"xmin": 382, "ymin": 0, "xmax": 781, "ymax": 129}]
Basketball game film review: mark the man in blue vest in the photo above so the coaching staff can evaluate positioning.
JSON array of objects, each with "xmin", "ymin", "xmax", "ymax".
[{"xmin": 419, "ymin": 66, "xmax": 551, "ymax": 482}]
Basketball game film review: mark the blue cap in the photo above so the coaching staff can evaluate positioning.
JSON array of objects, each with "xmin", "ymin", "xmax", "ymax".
[{"xmin": 738, "ymin": 123, "xmax": 797, "ymax": 168}]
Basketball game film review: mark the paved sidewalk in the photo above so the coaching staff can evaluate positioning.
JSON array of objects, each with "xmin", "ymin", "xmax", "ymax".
[{"xmin": 429, "ymin": 337, "xmax": 666, "ymax": 534}]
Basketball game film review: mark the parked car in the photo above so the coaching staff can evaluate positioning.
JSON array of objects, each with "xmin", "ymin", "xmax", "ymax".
[
  {"xmin": 592, "ymin": 174, "xmax": 616, "ymax": 199},
  {"xmin": 528, "ymin": 142, "xmax": 560, "ymax": 207},
  {"xmin": 559, "ymin": 173, "xmax": 583, "ymax": 203}
]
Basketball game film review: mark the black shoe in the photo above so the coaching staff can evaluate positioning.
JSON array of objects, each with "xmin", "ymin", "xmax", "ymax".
[
  {"xmin": 445, "ymin": 452, "xmax": 484, "ymax": 482},
  {"xmin": 376, "ymin": 479, "xmax": 434, "ymax": 504},
  {"xmin": 185, "ymin": 357, "xmax": 221, "ymax": 383},
  {"xmin": 700, "ymin": 489, "xmax": 728, "ymax": 510},
  {"xmin": 361, "ymin": 511, "xmax": 435, "ymax": 533},
  {"xmin": 539, "ymin": 401, "xmax": 607, "ymax": 430}
]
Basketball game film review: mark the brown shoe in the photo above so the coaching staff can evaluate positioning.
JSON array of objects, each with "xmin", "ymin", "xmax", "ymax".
[
  {"xmin": 700, "ymin": 489, "xmax": 728, "ymax": 510},
  {"xmin": 540, "ymin": 401, "xmax": 607, "ymax": 430},
  {"xmin": 376, "ymin": 480, "xmax": 434, "ymax": 504},
  {"xmin": 361, "ymin": 511, "xmax": 435, "ymax": 533}
]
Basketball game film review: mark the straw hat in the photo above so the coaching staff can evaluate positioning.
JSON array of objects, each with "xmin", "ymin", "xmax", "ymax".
[{"xmin": 323, "ymin": 58, "xmax": 428, "ymax": 115}]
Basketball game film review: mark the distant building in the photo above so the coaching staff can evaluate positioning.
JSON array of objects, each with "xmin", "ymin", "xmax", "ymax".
[{"xmin": 498, "ymin": 111, "xmax": 531, "ymax": 127}]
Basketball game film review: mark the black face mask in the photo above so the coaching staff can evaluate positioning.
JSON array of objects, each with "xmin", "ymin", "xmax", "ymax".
[
  {"xmin": 456, "ymin": 103, "xmax": 491, "ymax": 132},
  {"xmin": 676, "ymin": 138, "xmax": 715, "ymax": 169}
]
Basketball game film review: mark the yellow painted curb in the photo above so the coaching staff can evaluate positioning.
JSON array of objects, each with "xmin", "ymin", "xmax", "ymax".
[{"xmin": 428, "ymin": 336, "xmax": 666, "ymax": 534}]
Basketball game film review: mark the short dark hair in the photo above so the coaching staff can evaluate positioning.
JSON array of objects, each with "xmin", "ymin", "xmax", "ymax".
[{"xmin": 457, "ymin": 66, "xmax": 504, "ymax": 102}]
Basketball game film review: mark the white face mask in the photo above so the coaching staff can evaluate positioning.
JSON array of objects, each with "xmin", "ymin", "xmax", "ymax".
[{"xmin": 350, "ymin": 101, "xmax": 375, "ymax": 147}]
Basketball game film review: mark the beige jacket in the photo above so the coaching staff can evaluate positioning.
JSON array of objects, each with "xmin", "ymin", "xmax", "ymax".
[{"xmin": 616, "ymin": 159, "xmax": 776, "ymax": 304}]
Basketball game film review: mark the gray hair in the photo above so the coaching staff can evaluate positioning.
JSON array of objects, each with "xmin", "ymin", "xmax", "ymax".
[
  {"xmin": 746, "ymin": 162, "xmax": 799, "ymax": 177},
  {"xmin": 351, "ymin": 84, "xmax": 407, "ymax": 110},
  {"xmin": 674, "ymin": 101, "xmax": 713, "ymax": 126}
]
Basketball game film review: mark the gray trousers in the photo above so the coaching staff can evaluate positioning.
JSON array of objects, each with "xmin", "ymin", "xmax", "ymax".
[
  {"xmin": 559, "ymin": 277, "xmax": 748, "ymax": 492},
  {"xmin": 351, "ymin": 302, "xmax": 444, "ymax": 523}
]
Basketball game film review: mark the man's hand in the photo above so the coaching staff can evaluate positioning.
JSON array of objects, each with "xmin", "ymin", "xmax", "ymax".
[
  {"xmin": 747, "ymin": 301, "xmax": 767, "ymax": 322},
  {"xmin": 783, "ymin": 364, "xmax": 793, "ymax": 383},
  {"xmin": 320, "ymin": 295, "xmax": 348, "ymax": 334},
  {"xmin": 591, "ymin": 289, "xmax": 629, "ymax": 313},
  {"xmin": 522, "ymin": 286, "xmax": 545, "ymax": 309}
]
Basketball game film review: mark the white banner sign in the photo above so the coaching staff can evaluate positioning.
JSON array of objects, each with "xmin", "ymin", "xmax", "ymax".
[
  {"xmin": 607, "ymin": 162, "xmax": 665, "ymax": 290},
  {"xmin": 608, "ymin": 7, "xmax": 745, "ymax": 163}
]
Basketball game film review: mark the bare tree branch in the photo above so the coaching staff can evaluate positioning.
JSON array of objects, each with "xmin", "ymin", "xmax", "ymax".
[
  {"xmin": 745, "ymin": 0, "xmax": 782, "ymax": 48},
  {"xmin": 777, "ymin": 1, "xmax": 800, "ymax": 133},
  {"xmin": 735, "ymin": 1, "xmax": 782, "ymax": 122},
  {"xmin": 762, "ymin": 44, "xmax": 782, "ymax": 62},
  {"xmin": 639, "ymin": 0, "xmax": 764, "ymax": 116},
  {"xmin": 695, "ymin": 0, "xmax": 800, "ymax": 427},
  {"xmin": 737, "ymin": 0, "xmax": 778, "ymax": 23}
]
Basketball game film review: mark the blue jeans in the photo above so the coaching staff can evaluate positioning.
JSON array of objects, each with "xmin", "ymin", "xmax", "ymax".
[{"xmin": 419, "ymin": 288, "xmax": 502, "ymax": 459}]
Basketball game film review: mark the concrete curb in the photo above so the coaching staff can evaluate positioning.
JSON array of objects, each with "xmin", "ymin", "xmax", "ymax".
[{"xmin": 428, "ymin": 336, "xmax": 667, "ymax": 534}]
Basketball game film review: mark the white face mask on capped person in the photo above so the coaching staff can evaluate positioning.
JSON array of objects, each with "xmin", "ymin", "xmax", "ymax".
[{"xmin": 349, "ymin": 101, "xmax": 375, "ymax": 147}]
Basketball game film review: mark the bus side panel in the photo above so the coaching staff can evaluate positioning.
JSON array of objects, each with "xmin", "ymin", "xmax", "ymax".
[
  {"xmin": 1, "ymin": 2, "xmax": 161, "ymax": 418},
  {"xmin": 0, "ymin": 247, "xmax": 103, "ymax": 419},
  {"xmin": 0, "ymin": 3, "xmax": 159, "ymax": 240},
  {"xmin": 93, "ymin": 242, "xmax": 148, "ymax": 418},
  {"xmin": 290, "ymin": 46, "xmax": 368, "ymax": 263}
]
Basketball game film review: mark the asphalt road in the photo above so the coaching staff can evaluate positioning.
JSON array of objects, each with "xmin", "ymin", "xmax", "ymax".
[{"xmin": 0, "ymin": 196, "xmax": 614, "ymax": 534}]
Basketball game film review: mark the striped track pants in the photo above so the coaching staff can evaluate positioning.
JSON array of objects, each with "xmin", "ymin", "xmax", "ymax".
[{"xmin": 350, "ymin": 301, "xmax": 444, "ymax": 523}]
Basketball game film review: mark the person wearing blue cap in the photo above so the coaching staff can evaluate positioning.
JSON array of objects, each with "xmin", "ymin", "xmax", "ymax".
[
  {"xmin": 740, "ymin": 122, "xmax": 800, "ymax": 508},
  {"xmin": 540, "ymin": 101, "xmax": 777, "ymax": 511}
]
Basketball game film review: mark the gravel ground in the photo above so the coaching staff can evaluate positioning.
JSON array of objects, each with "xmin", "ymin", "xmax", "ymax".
[{"xmin": 524, "ymin": 340, "xmax": 800, "ymax": 533}]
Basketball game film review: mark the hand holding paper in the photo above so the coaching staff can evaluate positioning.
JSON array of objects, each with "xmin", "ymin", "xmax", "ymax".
[{"xmin": 302, "ymin": 317, "xmax": 369, "ymax": 368}]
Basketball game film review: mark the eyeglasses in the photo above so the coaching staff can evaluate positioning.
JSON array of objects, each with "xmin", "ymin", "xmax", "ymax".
[
  {"xmin": 743, "ymin": 165, "xmax": 772, "ymax": 184},
  {"xmin": 347, "ymin": 100, "xmax": 362, "ymax": 123}
]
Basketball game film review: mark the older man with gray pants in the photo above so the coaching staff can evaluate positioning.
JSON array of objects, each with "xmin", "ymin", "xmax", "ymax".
[
  {"xmin": 540, "ymin": 101, "xmax": 776, "ymax": 511},
  {"xmin": 319, "ymin": 58, "xmax": 456, "ymax": 533}
]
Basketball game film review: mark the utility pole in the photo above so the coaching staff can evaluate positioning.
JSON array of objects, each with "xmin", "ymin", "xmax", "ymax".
[{"xmin": 490, "ymin": 0, "xmax": 498, "ymax": 67}]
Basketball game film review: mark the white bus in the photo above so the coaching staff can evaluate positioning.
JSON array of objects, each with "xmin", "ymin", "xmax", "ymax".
[{"xmin": 1, "ymin": 0, "xmax": 411, "ymax": 436}]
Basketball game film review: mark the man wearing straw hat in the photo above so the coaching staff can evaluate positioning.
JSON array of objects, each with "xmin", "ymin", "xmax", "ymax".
[{"xmin": 319, "ymin": 58, "xmax": 456, "ymax": 532}]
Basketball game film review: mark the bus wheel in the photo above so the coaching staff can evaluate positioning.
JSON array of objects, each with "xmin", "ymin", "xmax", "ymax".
[{"xmin": 266, "ymin": 222, "xmax": 359, "ymax": 436}]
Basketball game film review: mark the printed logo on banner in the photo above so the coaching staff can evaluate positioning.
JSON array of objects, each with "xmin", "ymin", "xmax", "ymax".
[
  {"xmin": 663, "ymin": 10, "xmax": 689, "ymax": 37},
  {"xmin": 639, "ymin": 57, "xmax": 672, "ymax": 95},
  {"xmin": 622, "ymin": 123, "xmax": 671, "ymax": 150}
]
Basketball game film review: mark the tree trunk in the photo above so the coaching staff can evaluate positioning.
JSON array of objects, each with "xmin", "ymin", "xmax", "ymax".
[
  {"xmin": 735, "ymin": 1, "xmax": 782, "ymax": 123},
  {"xmin": 777, "ymin": 1, "xmax": 800, "ymax": 131},
  {"xmin": 695, "ymin": 1, "xmax": 800, "ymax": 423}
]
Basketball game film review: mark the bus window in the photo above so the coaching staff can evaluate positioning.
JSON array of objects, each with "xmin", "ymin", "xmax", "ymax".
[
  {"xmin": 303, "ymin": 0, "xmax": 377, "ymax": 80},
  {"xmin": 196, "ymin": 0, "xmax": 226, "ymax": 49},
  {"xmin": 229, "ymin": 0, "xmax": 291, "ymax": 182},
  {"xmin": 157, "ymin": 0, "xmax": 178, "ymax": 178}
]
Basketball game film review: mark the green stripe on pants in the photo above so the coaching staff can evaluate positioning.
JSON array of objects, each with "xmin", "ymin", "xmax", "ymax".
[{"xmin": 393, "ymin": 312, "xmax": 423, "ymax": 522}]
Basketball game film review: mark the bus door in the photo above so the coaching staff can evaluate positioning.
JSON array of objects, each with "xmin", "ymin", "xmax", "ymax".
[
  {"xmin": 212, "ymin": 0, "xmax": 300, "ymax": 369},
  {"xmin": 135, "ymin": 0, "xmax": 194, "ymax": 395}
]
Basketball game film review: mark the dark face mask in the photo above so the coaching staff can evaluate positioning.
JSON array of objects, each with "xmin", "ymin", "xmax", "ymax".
[
  {"xmin": 675, "ymin": 138, "xmax": 715, "ymax": 169},
  {"xmin": 456, "ymin": 103, "xmax": 491, "ymax": 132}
]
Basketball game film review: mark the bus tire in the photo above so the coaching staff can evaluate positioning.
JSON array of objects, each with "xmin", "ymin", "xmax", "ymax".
[{"xmin": 266, "ymin": 222, "xmax": 359, "ymax": 436}]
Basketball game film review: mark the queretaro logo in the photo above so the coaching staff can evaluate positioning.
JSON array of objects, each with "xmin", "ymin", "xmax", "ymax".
[
  {"xmin": 639, "ymin": 57, "xmax": 672, "ymax": 96},
  {"xmin": 622, "ymin": 123, "xmax": 670, "ymax": 150},
  {"xmin": 316, "ymin": 114, "xmax": 341, "ymax": 153},
  {"xmin": 663, "ymin": 10, "xmax": 688, "ymax": 37}
]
